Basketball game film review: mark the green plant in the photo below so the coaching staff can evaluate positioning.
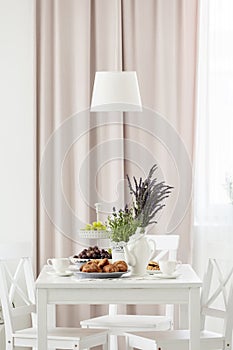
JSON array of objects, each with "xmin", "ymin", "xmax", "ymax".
[{"xmin": 107, "ymin": 206, "xmax": 141, "ymax": 243}]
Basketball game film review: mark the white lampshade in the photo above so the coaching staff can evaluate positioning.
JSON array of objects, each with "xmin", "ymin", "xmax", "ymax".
[{"xmin": 90, "ymin": 71, "xmax": 142, "ymax": 112}]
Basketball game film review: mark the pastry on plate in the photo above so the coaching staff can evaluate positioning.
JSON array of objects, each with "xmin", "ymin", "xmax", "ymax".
[
  {"xmin": 113, "ymin": 260, "xmax": 128, "ymax": 272},
  {"xmin": 147, "ymin": 261, "xmax": 160, "ymax": 271},
  {"xmin": 103, "ymin": 264, "xmax": 119, "ymax": 273}
]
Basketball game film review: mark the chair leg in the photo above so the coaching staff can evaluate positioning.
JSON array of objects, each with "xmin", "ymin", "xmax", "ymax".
[
  {"xmin": 102, "ymin": 339, "xmax": 109, "ymax": 350},
  {"xmin": 125, "ymin": 335, "xmax": 135, "ymax": 350},
  {"xmin": 6, "ymin": 341, "xmax": 13, "ymax": 350},
  {"xmin": 109, "ymin": 334, "xmax": 118, "ymax": 350},
  {"xmin": 125, "ymin": 334, "xmax": 157, "ymax": 350},
  {"xmin": 84, "ymin": 339, "xmax": 109, "ymax": 350}
]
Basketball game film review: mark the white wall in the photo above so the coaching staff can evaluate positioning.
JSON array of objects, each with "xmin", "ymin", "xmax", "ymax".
[
  {"xmin": 0, "ymin": 1, "xmax": 34, "ymax": 346},
  {"xmin": 0, "ymin": 0, "xmax": 34, "ymax": 245}
]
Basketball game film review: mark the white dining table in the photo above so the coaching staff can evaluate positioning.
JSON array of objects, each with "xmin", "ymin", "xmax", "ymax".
[{"xmin": 36, "ymin": 264, "xmax": 202, "ymax": 350}]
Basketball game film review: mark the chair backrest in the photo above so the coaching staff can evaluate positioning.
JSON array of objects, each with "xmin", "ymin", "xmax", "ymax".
[
  {"xmin": 146, "ymin": 234, "xmax": 180, "ymax": 261},
  {"xmin": 201, "ymin": 258, "xmax": 233, "ymax": 344},
  {"xmin": 0, "ymin": 242, "xmax": 36, "ymax": 340}
]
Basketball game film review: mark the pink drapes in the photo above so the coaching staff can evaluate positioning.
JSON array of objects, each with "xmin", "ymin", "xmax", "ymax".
[{"xmin": 36, "ymin": 0, "xmax": 198, "ymax": 339}]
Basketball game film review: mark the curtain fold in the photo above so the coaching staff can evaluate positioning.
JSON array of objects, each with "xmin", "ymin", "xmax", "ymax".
[{"xmin": 36, "ymin": 0, "xmax": 198, "ymax": 337}]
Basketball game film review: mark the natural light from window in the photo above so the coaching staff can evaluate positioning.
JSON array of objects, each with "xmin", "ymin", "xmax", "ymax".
[{"xmin": 195, "ymin": 0, "xmax": 233, "ymax": 224}]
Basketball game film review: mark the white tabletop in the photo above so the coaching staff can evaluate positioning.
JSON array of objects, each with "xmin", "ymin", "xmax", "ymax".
[
  {"xmin": 36, "ymin": 264, "xmax": 202, "ymax": 350},
  {"xmin": 36, "ymin": 264, "xmax": 202, "ymax": 289}
]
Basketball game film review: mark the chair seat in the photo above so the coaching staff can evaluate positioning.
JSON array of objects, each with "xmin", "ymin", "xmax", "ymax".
[
  {"xmin": 126, "ymin": 330, "xmax": 225, "ymax": 350},
  {"xmin": 14, "ymin": 327, "xmax": 108, "ymax": 340},
  {"xmin": 13, "ymin": 327, "xmax": 108, "ymax": 349},
  {"xmin": 81, "ymin": 315, "xmax": 171, "ymax": 332}
]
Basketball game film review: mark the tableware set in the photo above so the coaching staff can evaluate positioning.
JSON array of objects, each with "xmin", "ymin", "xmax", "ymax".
[{"xmin": 47, "ymin": 257, "xmax": 182, "ymax": 279}]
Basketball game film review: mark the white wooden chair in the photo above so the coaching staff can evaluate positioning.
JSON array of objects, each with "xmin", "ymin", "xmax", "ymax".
[
  {"xmin": 81, "ymin": 234, "xmax": 180, "ymax": 350},
  {"xmin": 0, "ymin": 242, "xmax": 109, "ymax": 350},
  {"xmin": 125, "ymin": 258, "xmax": 233, "ymax": 350}
]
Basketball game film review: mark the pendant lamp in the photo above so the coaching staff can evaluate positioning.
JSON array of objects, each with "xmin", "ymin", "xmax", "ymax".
[
  {"xmin": 90, "ymin": 1, "xmax": 142, "ymax": 112},
  {"xmin": 90, "ymin": 71, "xmax": 142, "ymax": 112}
]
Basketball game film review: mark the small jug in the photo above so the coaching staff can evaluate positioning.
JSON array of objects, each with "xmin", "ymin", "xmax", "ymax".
[{"xmin": 124, "ymin": 229, "xmax": 156, "ymax": 276}]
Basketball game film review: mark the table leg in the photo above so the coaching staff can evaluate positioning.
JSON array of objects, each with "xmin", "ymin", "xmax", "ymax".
[
  {"xmin": 189, "ymin": 287, "xmax": 200, "ymax": 350},
  {"xmin": 179, "ymin": 304, "xmax": 188, "ymax": 328},
  {"xmin": 48, "ymin": 304, "xmax": 56, "ymax": 327},
  {"xmin": 37, "ymin": 288, "xmax": 47, "ymax": 350}
]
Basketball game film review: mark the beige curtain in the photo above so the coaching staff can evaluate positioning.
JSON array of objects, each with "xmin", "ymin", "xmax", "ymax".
[{"xmin": 36, "ymin": 0, "xmax": 198, "ymax": 332}]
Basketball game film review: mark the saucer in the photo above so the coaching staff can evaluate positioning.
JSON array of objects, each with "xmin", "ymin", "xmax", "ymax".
[
  {"xmin": 47, "ymin": 270, "xmax": 73, "ymax": 277},
  {"xmin": 154, "ymin": 272, "xmax": 181, "ymax": 279},
  {"xmin": 146, "ymin": 269, "xmax": 161, "ymax": 275}
]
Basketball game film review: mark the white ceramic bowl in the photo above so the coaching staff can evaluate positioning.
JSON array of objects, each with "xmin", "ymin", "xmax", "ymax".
[{"xmin": 69, "ymin": 256, "xmax": 90, "ymax": 267}]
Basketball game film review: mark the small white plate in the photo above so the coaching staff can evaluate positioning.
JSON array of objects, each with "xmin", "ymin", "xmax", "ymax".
[
  {"xmin": 47, "ymin": 270, "xmax": 73, "ymax": 277},
  {"xmin": 146, "ymin": 269, "xmax": 161, "ymax": 275},
  {"xmin": 153, "ymin": 272, "xmax": 181, "ymax": 279}
]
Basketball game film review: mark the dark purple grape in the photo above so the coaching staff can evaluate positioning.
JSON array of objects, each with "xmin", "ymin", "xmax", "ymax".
[{"xmin": 75, "ymin": 246, "xmax": 112, "ymax": 261}]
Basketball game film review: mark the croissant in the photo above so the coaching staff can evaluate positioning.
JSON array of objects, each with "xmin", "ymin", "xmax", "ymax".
[
  {"xmin": 81, "ymin": 262, "xmax": 101, "ymax": 273},
  {"xmin": 113, "ymin": 260, "xmax": 128, "ymax": 272},
  {"xmin": 98, "ymin": 258, "xmax": 109, "ymax": 269},
  {"xmin": 103, "ymin": 264, "xmax": 119, "ymax": 273}
]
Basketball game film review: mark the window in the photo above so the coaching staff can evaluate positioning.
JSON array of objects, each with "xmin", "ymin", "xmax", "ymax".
[{"xmin": 195, "ymin": 0, "xmax": 233, "ymax": 225}]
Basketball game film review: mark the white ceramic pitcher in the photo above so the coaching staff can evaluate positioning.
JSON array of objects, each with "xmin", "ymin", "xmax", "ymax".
[{"xmin": 124, "ymin": 229, "xmax": 156, "ymax": 276}]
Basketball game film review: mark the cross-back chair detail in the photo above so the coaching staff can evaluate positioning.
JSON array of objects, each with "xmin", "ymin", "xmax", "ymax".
[
  {"xmin": 0, "ymin": 256, "xmax": 36, "ymax": 339},
  {"xmin": 0, "ymin": 242, "xmax": 109, "ymax": 350},
  {"xmin": 202, "ymin": 259, "xmax": 233, "ymax": 311},
  {"xmin": 201, "ymin": 258, "xmax": 233, "ymax": 343},
  {"xmin": 125, "ymin": 257, "xmax": 233, "ymax": 350}
]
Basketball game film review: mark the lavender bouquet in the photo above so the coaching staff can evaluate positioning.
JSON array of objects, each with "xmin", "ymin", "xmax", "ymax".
[{"xmin": 108, "ymin": 164, "xmax": 173, "ymax": 242}]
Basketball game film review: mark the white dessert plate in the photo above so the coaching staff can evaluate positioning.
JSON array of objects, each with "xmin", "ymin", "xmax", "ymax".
[
  {"xmin": 153, "ymin": 272, "xmax": 181, "ymax": 279},
  {"xmin": 73, "ymin": 271, "xmax": 127, "ymax": 279},
  {"xmin": 47, "ymin": 270, "xmax": 73, "ymax": 277},
  {"xmin": 146, "ymin": 269, "xmax": 161, "ymax": 275}
]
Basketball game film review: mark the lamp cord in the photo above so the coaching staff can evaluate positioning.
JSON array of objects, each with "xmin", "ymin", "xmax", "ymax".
[{"xmin": 115, "ymin": 0, "xmax": 122, "ymax": 71}]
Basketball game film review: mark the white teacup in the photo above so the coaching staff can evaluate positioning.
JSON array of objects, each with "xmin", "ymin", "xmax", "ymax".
[
  {"xmin": 47, "ymin": 258, "xmax": 70, "ymax": 273},
  {"xmin": 159, "ymin": 260, "xmax": 181, "ymax": 275}
]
